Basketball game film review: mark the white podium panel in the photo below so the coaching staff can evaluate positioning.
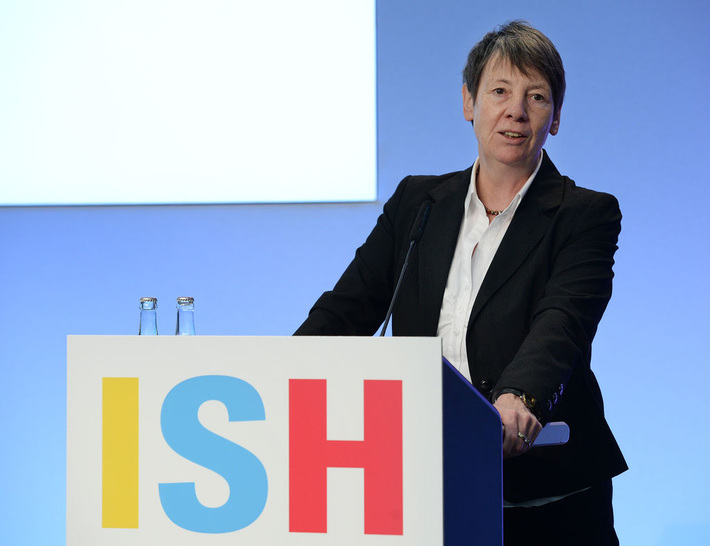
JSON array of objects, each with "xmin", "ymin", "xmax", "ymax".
[{"xmin": 67, "ymin": 336, "xmax": 443, "ymax": 545}]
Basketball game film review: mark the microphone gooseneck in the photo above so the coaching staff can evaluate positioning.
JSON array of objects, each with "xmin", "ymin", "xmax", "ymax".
[{"xmin": 379, "ymin": 200, "xmax": 432, "ymax": 337}]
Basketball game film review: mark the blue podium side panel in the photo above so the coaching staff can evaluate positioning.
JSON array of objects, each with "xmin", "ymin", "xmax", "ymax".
[{"xmin": 443, "ymin": 359, "xmax": 502, "ymax": 546}]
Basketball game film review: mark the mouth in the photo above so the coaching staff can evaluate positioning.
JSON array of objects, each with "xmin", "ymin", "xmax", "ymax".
[{"xmin": 502, "ymin": 131, "xmax": 526, "ymax": 139}]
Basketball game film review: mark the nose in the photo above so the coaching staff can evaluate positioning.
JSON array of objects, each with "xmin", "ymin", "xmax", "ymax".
[{"xmin": 505, "ymin": 94, "xmax": 528, "ymax": 121}]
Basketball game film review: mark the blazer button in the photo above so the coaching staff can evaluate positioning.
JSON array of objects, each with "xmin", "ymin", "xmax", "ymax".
[
  {"xmin": 552, "ymin": 392, "xmax": 559, "ymax": 405},
  {"xmin": 478, "ymin": 379, "xmax": 493, "ymax": 396},
  {"xmin": 546, "ymin": 399, "xmax": 553, "ymax": 411}
]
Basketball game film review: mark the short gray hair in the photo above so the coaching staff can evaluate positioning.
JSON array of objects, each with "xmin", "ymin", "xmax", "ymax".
[{"xmin": 463, "ymin": 21, "xmax": 566, "ymax": 114}]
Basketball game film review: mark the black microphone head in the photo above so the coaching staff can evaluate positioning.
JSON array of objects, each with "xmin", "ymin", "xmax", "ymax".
[{"xmin": 409, "ymin": 200, "xmax": 432, "ymax": 243}]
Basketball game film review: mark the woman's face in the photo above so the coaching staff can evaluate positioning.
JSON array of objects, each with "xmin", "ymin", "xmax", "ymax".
[{"xmin": 463, "ymin": 55, "xmax": 560, "ymax": 174}]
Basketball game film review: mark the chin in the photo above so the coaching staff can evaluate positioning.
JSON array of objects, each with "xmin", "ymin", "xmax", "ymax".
[{"xmin": 495, "ymin": 154, "xmax": 536, "ymax": 169}]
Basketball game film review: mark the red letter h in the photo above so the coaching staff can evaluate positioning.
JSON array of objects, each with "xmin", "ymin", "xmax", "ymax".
[{"xmin": 289, "ymin": 379, "xmax": 403, "ymax": 535}]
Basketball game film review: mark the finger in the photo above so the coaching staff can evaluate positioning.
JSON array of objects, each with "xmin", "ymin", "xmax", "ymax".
[
  {"xmin": 519, "ymin": 417, "xmax": 543, "ymax": 445},
  {"xmin": 528, "ymin": 420, "xmax": 543, "ymax": 444},
  {"xmin": 501, "ymin": 417, "xmax": 525, "ymax": 457},
  {"xmin": 512, "ymin": 418, "xmax": 537, "ymax": 453},
  {"xmin": 514, "ymin": 410, "xmax": 541, "ymax": 441},
  {"xmin": 499, "ymin": 407, "xmax": 542, "ymax": 457},
  {"xmin": 501, "ymin": 424, "xmax": 514, "ymax": 457},
  {"xmin": 516, "ymin": 430, "xmax": 533, "ymax": 449},
  {"xmin": 502, "ymin": 425, "xmax": 528, "ymax": 458}
]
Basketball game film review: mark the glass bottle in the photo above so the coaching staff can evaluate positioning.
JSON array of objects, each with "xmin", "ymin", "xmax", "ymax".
[
  {"xmin": 138, "ymin": 297, "xmax": 158, "ymax": 335},
  {"xmin": 175, "ymin": 297, "xmax": 196, "ymax": 335}
]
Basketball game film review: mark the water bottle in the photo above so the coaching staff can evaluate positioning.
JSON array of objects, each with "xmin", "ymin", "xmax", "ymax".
[
  {"xmin": 138, "ymin": 297, "xmax": 158, "ymax": 335},
  {"xmin": 175, "ymin": 297, "xmax": 196, "ymax": 335}
]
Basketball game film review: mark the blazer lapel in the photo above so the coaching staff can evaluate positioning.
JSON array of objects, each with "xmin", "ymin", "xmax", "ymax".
[
  {"xmin": 468, "ymin": 152, "xmax": 564, "ymax": 325},
  {"xmin": 416, "ymin": 168, "xmax": 472, "ymax": 335}
]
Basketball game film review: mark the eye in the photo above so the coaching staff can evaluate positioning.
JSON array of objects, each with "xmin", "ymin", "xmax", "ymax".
[
  {"xmin": 531, "ymin": 93, "xmax": 546, "ymax": 101},
  {"xmin": 493, "ymin": 88, "xmax": 506, "ymax": 95}
]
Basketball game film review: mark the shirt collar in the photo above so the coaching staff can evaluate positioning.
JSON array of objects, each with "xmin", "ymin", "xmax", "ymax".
[{"xmin": 464, "ymin": 153, "xmax": 544, "ymax": 218}]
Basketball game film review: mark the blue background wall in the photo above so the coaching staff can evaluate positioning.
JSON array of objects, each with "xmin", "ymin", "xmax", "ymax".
[{"xmin": 1, "ymin": 0, "xmax": 709, "ymax": 543}]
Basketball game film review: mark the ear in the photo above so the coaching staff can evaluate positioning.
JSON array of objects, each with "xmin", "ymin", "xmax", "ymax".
[
  {"xmin": 462, "ymin": 84, "xmax": 474, "ymax": 122},
  {"xmin": 549, "ymin": 109, "xmax": 561, "ymax": 136}
]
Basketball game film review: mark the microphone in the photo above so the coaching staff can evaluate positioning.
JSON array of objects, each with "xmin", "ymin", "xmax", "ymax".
[
  {"xmin": 379, "ymin": 200, "xmax": 432, "ymax": 336},
  {"xmin": 408, "ymin": 199, "xmax": 432, "ymax": 244}
]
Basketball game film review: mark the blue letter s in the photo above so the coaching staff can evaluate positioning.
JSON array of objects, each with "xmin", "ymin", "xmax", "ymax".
[{"xmin": 158, "ymin": 375, "xmax": 268, "ymax": 533}]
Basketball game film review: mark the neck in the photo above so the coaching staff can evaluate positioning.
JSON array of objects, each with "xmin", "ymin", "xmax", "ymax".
[{"xmin": 476, "ymin": 154, "xmax": 539, "ymax": 212}]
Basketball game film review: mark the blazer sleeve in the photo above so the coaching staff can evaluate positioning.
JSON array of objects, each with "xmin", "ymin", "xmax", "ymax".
[
  {"xmin": 493, "ymin": 190, "xmax": 622, "ymax": 423},
  {"xmin": 294, "ymin": 177, "xmax": 411, "ymax": 336}
]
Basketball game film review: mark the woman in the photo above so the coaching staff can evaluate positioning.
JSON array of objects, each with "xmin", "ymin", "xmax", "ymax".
[{"xmin": 296, "ymin": 21, "xmax": 627, "ymax": 545}]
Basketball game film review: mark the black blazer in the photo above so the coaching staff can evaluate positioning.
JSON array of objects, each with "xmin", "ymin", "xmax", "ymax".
[{"xmin": 295, "ymin": 151, "xmax": 628, "ymax": 502}]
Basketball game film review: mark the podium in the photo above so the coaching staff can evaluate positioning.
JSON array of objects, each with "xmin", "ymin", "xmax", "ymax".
[{"xmin": 67, "ymin": 336, "xmax": 502, "ymax": 545}]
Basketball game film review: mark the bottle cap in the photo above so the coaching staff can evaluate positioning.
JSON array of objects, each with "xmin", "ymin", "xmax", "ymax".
[
  {"xmin": 176, "ymin": 296, "xmax": 194, "ymax": 305},
  {"xmin": 139, "ymin": 297, "xmax": 157, "ymax": 309}
]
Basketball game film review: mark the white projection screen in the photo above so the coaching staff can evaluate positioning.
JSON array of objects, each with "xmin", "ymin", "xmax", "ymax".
[{"xmin": 0, "ymin": 0, "xmax": 376, "ymax": 205}]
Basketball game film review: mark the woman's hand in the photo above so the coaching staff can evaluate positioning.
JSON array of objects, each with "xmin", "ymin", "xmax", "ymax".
[{"xmin": 494, "ymin": 393, "xmax": 543, "ymax": 458}]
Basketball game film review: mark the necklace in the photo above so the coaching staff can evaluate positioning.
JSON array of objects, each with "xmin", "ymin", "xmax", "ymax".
[
  {"xmin": 476, "ymin": 166, "xmax": 505, "ymax": 216},
  {"xmin": 476, "ymin": 166, "xmax": 504, "ymax": 216}
]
